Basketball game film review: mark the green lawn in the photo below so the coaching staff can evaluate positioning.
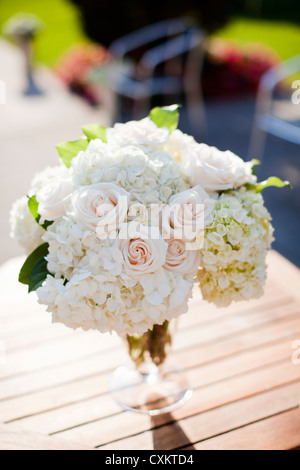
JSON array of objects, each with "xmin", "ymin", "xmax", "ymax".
[
  {"xmin": 215, "ymin": 17, "xmax": 300, "ymax": 61},
  {"xmin": 0, "ymin": 0, "xmax": 88, "ymax": 66}
]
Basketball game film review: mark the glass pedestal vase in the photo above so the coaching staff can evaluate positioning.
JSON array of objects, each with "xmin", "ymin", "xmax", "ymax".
[{"xmin": 110, "ymin": 321, "xmax": 192, "ymax": 415}]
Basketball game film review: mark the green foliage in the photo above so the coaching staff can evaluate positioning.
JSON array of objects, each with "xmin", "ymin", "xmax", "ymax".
[
  {"xmin": 28, "ymin": 195, "xmax": 39, "ymax": 220},
  {"xmin": 250, "ymin": 159, "xmax": 261, "ymax": 175},
  {"xmin": 150, "ymin": 105, "xmax": 180, "ymax": 133},
  {"xmin": 19, "ymin": 243, "xmax": 50, "ymax": 292},
  {"xmin": 56, "ymin": 139, "xmax": 89, "ymax": 168},
  {"xmin": 29, "ymin": 257, "xmax": 49, "ymax": 292},
  {"xmin": 254, "ymin": 176, "xmax": 293, "ymax": 192},
  {"xmin": 27, "ymin": 195, "xmax": 53, "ymax": 230},
  {"xmin": 82, "ymin": 124, "xmax": 107, "ymax": 142}
]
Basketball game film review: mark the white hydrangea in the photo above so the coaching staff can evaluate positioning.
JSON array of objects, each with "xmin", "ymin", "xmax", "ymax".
[
  {"xmin": 71, "ymin": 140, "xmax": 189, "ymax": 205},
  {"xmin": 10, "ymin": 196, "xmax": 44, "ymax": 253},
  {"xmin": 106, "ymin": 117, "xmax": 170, "ymax": 151},
  {"xmin": 29, "ymin": 164, "xmax": 70, "ymax": 195},
  {"xmin": 198, "ymin": 189, "xmax": 274, "ymax": 307},
  {"xmin": 42, "ymin": 217, "xmax": 84, "ymax": 280},
  {"xmin": 38, "ymin": 213, "xmax": 195, "ymax": 335},
  {"xmin": 37, "ymin": 267, "xmax": 194, "ymax": 336}
]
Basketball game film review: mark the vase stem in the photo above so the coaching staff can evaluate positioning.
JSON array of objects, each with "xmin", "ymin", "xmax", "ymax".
[{"xmin": 110, "ymin": 320, "xmax": 192, "ymax": 415}]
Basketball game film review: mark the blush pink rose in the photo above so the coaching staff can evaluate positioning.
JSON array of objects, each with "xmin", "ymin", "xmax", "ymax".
[
  {"xmin": 162, "ymin": 186, "xmax": 215, "ymax": 242},
  {"xmin": 118, "ymin": 223, "xmax": 167, "ymax": 277},
  {"xmin": 71, "ymin": 183, "xmax": 130, "ymax": 236},
  {"xmin": 164, "ymin": 239, "xmax": 200, "ymax": 276}
]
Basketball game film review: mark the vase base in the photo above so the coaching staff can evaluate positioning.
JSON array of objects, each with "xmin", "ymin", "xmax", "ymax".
[{"xmin": 110, "ymin": 361, "xmax": 192, "ymax": 416}]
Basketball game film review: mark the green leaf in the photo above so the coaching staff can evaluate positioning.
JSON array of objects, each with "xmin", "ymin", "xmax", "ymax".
[
  {"xmin": 19, "ymin": 243, "xmax": 49, "ymax": 286},
  {"xmin": 82, "ymin": 124, "xmax": 107, "ymax": 142},
  {"xmin": 250, "ymin": 159, "xmax": 261, "ymax": 175},
  {"xmin": 29, "ymin": 257, "xmax": 50, "ymax": 293},
  {"xmin": 56, "ymin": 139, "xmax": 89, "ymax": 168},
  {"xmin": 28, "ymin": 195, "xmax": 39, "ymax": 220},
  {"xmin": 27, "ymin": 195, "xmax": 53, "ymax": 230},
  {"xmin": 42, "ymin": 220, "xmax": 54, "ymax": 230},
  {"xmin": 150, "ymin": 105, "xmax": 180, "ymax": 133},
  {"xmin": 254, "ymin": 177, "xmax": 293, "ymax": 193},
  {"xmin": 41, "ymin": 220, "xmax": 54, "ymax": 230}
]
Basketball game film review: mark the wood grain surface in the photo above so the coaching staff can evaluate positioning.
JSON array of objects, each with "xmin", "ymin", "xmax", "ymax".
[{"xmin": 0, "ymin": 251, "xmax": 299, "ymax": 450}]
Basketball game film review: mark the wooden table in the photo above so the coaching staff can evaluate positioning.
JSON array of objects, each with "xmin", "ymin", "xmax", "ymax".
[{"xmin": 0, "ymin": 251, "xmax": 300, "ymax": 450}]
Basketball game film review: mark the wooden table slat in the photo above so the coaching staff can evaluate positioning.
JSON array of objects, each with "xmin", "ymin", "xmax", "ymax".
[
  {"xmin": 99, "ymin": 381, "xmax": 300, "ymax": 450},
  {"xmin": 0, "ymin": 251, "xmax": 299, "ymax": 450},
  {"xmin": 0, "ymin": 423, "xmax": 93, "ymax": 451},
  {"xmin": 192, "ymin": 408, "xmax": 300, "ymax": 451}
]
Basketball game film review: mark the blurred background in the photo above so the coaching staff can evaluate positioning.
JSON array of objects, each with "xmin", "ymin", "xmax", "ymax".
[{"xmin": 0, "ymin": 0, "xmax": 299, "ymax": 266}]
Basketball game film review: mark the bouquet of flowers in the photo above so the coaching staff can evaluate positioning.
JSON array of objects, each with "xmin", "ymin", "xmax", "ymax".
[{"xmin": 10, "ymin": 106, "xmax": 289, "ymax": 412}]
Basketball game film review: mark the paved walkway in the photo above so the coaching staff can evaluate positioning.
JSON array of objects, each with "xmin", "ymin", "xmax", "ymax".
[{"xmin": 0, "ymin": 40, "xmax": 112, "ymax": 264}]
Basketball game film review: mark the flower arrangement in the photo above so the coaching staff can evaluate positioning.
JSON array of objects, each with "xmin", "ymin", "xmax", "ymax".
[
  {"xmin": 11, "ymin": 105, "xmax": 290, "ymax": 412},
  {"xmin": 11, "ymin": 106, "xmax": 289, "ymax": 337},
  {"xmin": 55, "ymin": 44, "xmax": 111, "ymax": 105}
]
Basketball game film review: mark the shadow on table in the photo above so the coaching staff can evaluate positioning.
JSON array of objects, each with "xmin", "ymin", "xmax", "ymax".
[{"xmin": 151, "ymin": 413, "xmax": 195, "ymax": 450}]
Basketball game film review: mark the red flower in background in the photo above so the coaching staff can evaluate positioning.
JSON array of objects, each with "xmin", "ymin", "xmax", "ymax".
[
  {"xmin": 55, "ymin": 43, "xmax": 111, "ymax": 105},
  {"xmin": 203, "ymin": 39, "xmax": 280, "ymax": 99}
]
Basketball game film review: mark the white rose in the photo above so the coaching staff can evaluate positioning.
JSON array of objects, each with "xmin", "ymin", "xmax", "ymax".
[
  {"xmin": 164, "ymin": 129, "xmax": 198, "ymax": 175},
  {"xmin": 185, "ymin": 144, "xmax": 256, "ymax": 192},
  {"xmin": 164, "ymin": 239, "xmax": 200, "ymax": 276},
  {"xmin": 71, "ymin": 183, "xmax": 130, "ymax": 236},
  {"xmin": 118, "ymin": 223, "xmax": 168, "ymax": 277},
  {"xmin": 106, "ymin": 117, "xmax": 169, "ymax": 151},
  {"xmin": 29, "ymin": 165, "xmax": 70, "ymax": 195},
  {"xmin": 36, "ymin": 177, "xmax": 73, "ymax": 222},
  {"xmin": 162, "ymin": 186, "xmax": 215, "ymax": 242}
]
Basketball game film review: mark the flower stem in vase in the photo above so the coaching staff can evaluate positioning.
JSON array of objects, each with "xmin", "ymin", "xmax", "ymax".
[
  {"xmin": 110, "ymin": 321, "xmax": 192, "ymax": 415},
  {"xmin": 127, "ymin": 321, "xmax": 171, "ymax": 369}
]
